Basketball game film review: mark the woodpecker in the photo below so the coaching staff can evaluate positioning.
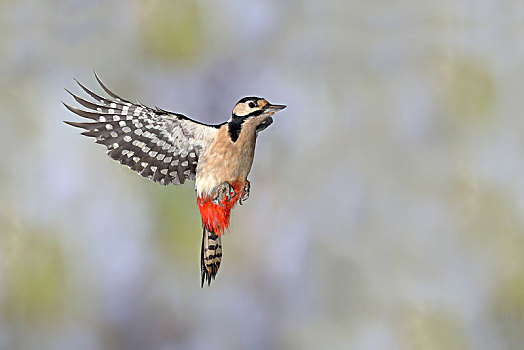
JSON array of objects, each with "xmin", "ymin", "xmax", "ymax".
[{"xmin": 63, "ymin": 73, "xmax": 286, "ymax": 286}]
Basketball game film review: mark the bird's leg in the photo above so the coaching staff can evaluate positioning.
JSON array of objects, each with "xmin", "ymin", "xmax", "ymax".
[
  {"xmin": 239, "ymin": 180, "xmax": 251, "ymax": 205},
  {"xmin": 212, "ymin": 182, "xmax": 237, "ymax": 206}
]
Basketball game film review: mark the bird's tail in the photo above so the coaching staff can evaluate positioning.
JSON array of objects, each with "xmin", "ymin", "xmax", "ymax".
[
  {"xmin": 197, "ymin": 181, "xmax": 244, "ymax": 286},
  {"xmin": 201, "ymin": 226, "xmax": 222, "ymax": 286}
]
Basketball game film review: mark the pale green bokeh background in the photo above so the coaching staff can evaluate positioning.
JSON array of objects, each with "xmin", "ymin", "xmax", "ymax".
[{"xmin": 1, "ymin": 1, "xmax": 523, "ymax": 349}]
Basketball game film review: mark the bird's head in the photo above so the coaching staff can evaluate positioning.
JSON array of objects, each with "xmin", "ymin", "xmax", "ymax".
[{"xmin": 231, "ymin": 97, "xmax": 286, "ymax": 133}]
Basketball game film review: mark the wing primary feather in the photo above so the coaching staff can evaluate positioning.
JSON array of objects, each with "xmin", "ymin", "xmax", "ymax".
[
  {"xmin": 65, "ymin": 89, "xmax": 109, "ymax": 111},
  {"xmin": 74, "ymin": 78, "xmax": 113, "ymax": 105},
  {"xmin": 63, "ymin": 120, "xmax": 94, "ymax": 130},
  {"xmin": 94, "ymin": 71, "xmax": 131, "ymax": 103},
  {"xmin": 81, "ymin": 130, "xmax": 99, "ymax": 137},
  {"xmin": 62, "ymin": 103, "xmax": 99, "ymax": 120}
]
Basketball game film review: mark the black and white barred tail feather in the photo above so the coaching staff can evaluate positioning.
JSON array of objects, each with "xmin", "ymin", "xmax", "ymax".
[
  {"xmin": 64, "ymin": 73, "xmax": 219, "ymax": 185},
  {"xmin": 201, "ymin": 227, "xmax": 222, "ymax": 287}
]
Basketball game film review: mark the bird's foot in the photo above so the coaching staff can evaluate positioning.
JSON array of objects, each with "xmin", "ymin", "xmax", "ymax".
[
  {"xmin": 212, "ymin": 182, "xmax": 237, "ymax": 207},
  {"xmin": 239, "ymin": 180, "xmax": 250, "ymax": 205}
]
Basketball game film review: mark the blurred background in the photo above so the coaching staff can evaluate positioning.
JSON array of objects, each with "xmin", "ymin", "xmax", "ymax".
[{"xmin": 1, "ymin": 0, "xmax": 523, "ymax": 349}]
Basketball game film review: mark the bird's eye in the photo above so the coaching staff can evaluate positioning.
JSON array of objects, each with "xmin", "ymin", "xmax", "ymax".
[{"xmin": 248, "ymin": 101, "xmax": 256, "ymax": 108}]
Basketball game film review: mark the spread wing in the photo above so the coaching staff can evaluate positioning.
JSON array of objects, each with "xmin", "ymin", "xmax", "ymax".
[{"xmin": 64, "ymin": 73, "xmax": 219, "ymax": 185}]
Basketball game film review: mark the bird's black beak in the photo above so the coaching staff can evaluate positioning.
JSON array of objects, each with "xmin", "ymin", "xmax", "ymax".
[{"xmin": 264, "ymin": 104, "xmax": 286, "ymax": 113}]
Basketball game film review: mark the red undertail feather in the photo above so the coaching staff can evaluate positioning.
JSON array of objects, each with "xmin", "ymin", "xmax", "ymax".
[{"xmin": 197, "ymin": 181, "xmax": 244, "ymax": 235}]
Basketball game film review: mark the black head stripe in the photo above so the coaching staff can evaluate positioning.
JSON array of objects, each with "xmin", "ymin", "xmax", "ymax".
[
  {"xmin": 231, "ymin": 108, "xmax": 264, "ymax": 119},
  {"xmin": 237, "ymin": 96, "xmax": 260, "ymax": 104}
]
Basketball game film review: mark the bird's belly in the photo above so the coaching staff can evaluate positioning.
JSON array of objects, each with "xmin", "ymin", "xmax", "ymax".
[{"xmin": 196, "ymin": 148, "xmax": 253, "ymax": 196}]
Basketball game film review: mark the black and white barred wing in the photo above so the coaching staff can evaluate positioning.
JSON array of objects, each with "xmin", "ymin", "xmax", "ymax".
[{"xmin": 64, "ymin": 74, "xmax": 218, "ymax": 185}]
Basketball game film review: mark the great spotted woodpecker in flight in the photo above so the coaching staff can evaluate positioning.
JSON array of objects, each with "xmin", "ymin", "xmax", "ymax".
[{"xmin": 64, "ymin": 73, "xmax": 286, "ymax": 286}]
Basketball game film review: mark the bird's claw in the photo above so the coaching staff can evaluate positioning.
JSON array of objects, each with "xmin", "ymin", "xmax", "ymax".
[
  {"xmin": 212, "ymin": 182, "xmax": 237, "ymax": 206},
  {"xmin": 239, "ymin": 181, "xmax": 250, "ymax": 205}
]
